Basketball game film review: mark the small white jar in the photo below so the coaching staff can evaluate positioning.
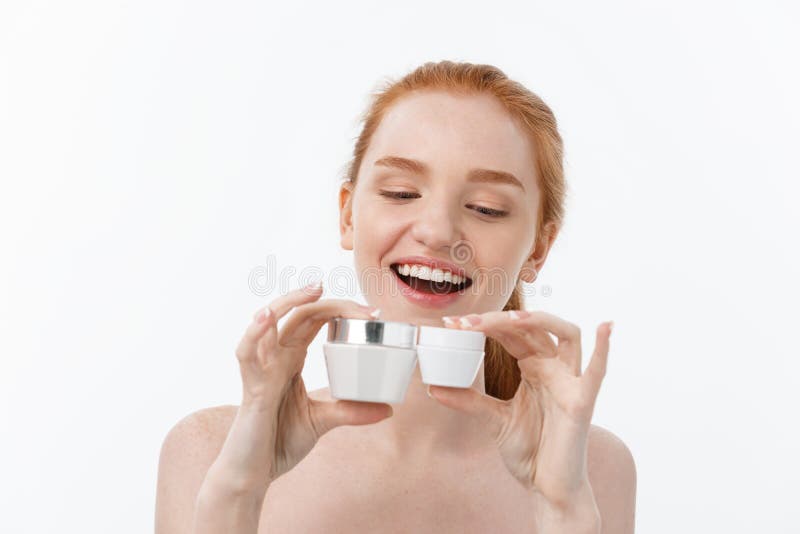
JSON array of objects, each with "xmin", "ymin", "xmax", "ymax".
[
  {"xmin": 323, "ymin": 317, "xmax": 418, "ymax": 404},
  {"xmin": 416, "ymin": 325, "xmax": 486, "ymax": 387}
]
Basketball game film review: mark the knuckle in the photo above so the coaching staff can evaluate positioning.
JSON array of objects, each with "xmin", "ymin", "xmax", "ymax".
[
  {"xmin": 567, "ymin": 322, "xmax": 581, "ymax": 338},
  {"xmin": 305, "ymin": 299, "xmax": 363, "ymax": 320},
  {"xmin": 564, "ymin": 393, "xmax": 592, "ymax": 418},
  {"xmin": 286, "ymin": 299, "xmax": 318, "ymax": 315},
  {"xmin": 256, "ymin": 339, "xmax": 281, "ymax": 362},
  {"xmin": 294, "ymin": 285, "xmax": 323, "ymax": 300},
  {"xmin": 253, "ymin": 306, "xmax": 274, "ymax": 322},
  {"xmin": 527, "ymin": 311, "xmax": 544, "ymax": 322},
  {"xmin": 235, "ymin": 347, "xmax": 251, "ymax": 362}
]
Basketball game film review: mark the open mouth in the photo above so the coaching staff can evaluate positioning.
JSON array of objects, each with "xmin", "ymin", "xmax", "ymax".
[{"xmin": 390, "ymin": 263, "xmax": 473, "ymax": 294}]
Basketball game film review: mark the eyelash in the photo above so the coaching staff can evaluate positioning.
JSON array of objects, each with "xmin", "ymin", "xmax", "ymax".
[
  {"xmin": 378, "ymin": 190, "xmax": 509, "ymax": 218},
  {"xmin": 380, "ymin": 190, "xmax": 419, "ymax": 200}
]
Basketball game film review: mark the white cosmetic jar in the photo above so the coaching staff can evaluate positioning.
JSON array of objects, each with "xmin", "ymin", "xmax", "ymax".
[
  {"xmin": 323, "ymin": 317, "xmax": 418, "ymax": 404},
  {"xmin": 416, "ymin": 325, "xmax": 486, "ymax": 387}
]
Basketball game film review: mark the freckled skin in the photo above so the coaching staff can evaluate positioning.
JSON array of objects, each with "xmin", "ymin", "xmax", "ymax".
[
  {"xmin": 190, "ymin": 392, "xmax": 633, "ymax": 533},
  {"xmin": 157, "ymin": 90, "xmax": 636, "ymax": 534},
  {"xmin": 340, "ymin": 90, "xmax": 552, "ymax": 326}
]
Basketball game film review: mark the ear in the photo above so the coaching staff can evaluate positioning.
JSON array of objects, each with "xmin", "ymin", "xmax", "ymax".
[
  {"xmin": 339, "ymin": 181, "xmax": 355, "ymax": 251},
  {"xmin": 520, "ymin": 221, "xmax": 559, "ymax": 283}
]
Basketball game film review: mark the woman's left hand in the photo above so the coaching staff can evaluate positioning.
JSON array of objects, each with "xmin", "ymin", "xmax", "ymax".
[{"xmin": 428, "ymin": 309, "xmax": 613, "ymax": 517}]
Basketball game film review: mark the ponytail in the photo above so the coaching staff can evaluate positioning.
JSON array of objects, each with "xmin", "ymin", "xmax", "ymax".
[{"xmin": 484, "ymin": 285, "xmax": 524, "ymax": 400}]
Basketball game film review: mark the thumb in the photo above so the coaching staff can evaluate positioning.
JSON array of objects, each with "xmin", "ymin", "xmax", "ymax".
[
  {"xmin": 427, "ymin": 385, "xmax": 506, "ymax": 438},
  {"xmin": 309, "ymin": 399, "xmax": 393, "ymax": 437}
]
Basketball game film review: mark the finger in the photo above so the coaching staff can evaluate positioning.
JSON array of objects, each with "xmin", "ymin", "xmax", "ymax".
[
  {"xmin": 517, "ymin": 353, "xmax": 570, "ymax": 390},
  {"xmin": 441, "ymin": 315, "xmax": 463, "ymax": 329},
  {"xmin": 427, "ymin": 385, "xmax": 507, "ymax": 440},
  {"xmin": 454, "ymin": 310, "xmax": 559, "ymax": 363},
  {"xmin": 584, "ymin": 321, "xmax": 613, "ymax": 396},
  {"xmin": 253, "ymin": 281, "xmax": 325, "ymax": 323},
  {"xmin": 478, "ymin": 310, "xmax": 581, "ymax": 375},
  {"xmin": 499, "ymin": 310, "xmax": 559, "ymax": 359},
  {"xmin": 309, "ymin": 399, "xmax": 394, "ymax": 437},
  {"xmin": 255, "ymin": 307, "xmax": 279, "ymax": 367},
  {"xmin": 278, "ymin": 299, "xmax": 380, "ymax": 349},
  {"xmin": 236, "ymin": 307, "xmax": 278, "ymax": 365},
  {"xmin": 525, "ymin": 311, "xmax": 581, "ymax": 374},
  {"xmin": 442, "ymin": 314, "xmax": 532, "ymax": 357},
  {"xmin": 241, "ymin": 282, "xmax": 324, "ymax": 365}
]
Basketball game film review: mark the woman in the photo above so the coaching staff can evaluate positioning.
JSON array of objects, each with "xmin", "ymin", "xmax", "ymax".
[{"xmin": 155, "ymin": 61, "xmax": 637, "ymax": 533}]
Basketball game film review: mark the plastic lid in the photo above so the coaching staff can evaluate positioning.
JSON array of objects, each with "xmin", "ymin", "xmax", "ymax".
[{"xmin": 417, "ymin": 325, "xmax": 486, "ymax": 350}]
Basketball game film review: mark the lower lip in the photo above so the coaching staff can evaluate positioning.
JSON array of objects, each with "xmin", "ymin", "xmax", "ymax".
[{"xmin": 391, "ymin": 268, "xmax": 468, "ymax": 309}]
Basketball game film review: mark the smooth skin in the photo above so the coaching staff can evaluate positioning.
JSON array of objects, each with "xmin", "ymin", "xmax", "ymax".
[{"xmin": 156, "ymin": 90, "xmax": 636, "ymax": 533}]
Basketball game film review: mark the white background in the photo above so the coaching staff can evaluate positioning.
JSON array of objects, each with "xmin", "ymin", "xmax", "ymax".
[{"xmin": 1, "ymin": 1, "xmax": 798, "ymax": 532}]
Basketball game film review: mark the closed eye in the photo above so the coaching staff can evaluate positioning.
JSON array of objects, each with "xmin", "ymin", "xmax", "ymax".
[
  {"xmin": 379, "ymin": 190, "xmax": 420, "ymax": 200},
  {"xmin": 379, "ymin": 190, "xmax": 509, "ymax": 218},
  {"xmin": 467, "ymin": 204, "xmax": 508, "ymax": 218}
]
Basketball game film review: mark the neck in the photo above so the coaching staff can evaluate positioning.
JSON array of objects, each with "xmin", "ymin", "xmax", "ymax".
[{"xmin": 366, "ymin": 360, "xmax": 492, "ymax": 459}]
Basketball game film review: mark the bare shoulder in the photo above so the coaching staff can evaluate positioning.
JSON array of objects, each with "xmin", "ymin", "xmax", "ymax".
[
  {"xmin": 159, "ymin": 405, "xmax": 239, "ymax": 465},
  {"xmin": 588, "ymin": 424, "xmax": 635, "ymax": 465},
  {"xmin": 155, "ymin": 405, "xmax": 238, "ymax": 533},
  {"xmin": 587, "ymin": 424, "xmax": 637, "ymax": 533},
  {"xmin": 167, "ymin": 405, "xmax": 238, "ymax": 441}
]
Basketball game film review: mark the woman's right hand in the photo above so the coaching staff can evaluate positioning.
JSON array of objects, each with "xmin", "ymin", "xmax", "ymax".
[{"xmin": 203, "ymin": 280, "xmax": 392, "ymax": 498}]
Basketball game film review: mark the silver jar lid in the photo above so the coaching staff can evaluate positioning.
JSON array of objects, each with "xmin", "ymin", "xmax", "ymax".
[{"xmin": 326, "ymin": 317, "xmax": 417, "ymax": 349}]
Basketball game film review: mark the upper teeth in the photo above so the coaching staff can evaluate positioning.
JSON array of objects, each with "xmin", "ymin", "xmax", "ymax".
[{"xmin": 396, "ymin": 264, "xmax": 467, "ymax": 285}]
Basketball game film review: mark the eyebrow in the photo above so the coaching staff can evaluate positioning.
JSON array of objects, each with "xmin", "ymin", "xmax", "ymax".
[{"xmin": 373, "ymin": 155, "xmax": 526, "ymax": 192}]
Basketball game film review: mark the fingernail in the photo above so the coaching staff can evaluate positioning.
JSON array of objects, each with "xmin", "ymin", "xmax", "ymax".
[
  {"xmin": 358, "ymin": 304, "xmax": 380, "ymax": 318},
  {"xmin": 608, "ymin": 320, "xmax": 614, "ymax": 334},
  {"xmin": 509, "ymin": 310, "xmax": 520, "ymax": 320},
  {"xmin": 442, "ymin": 316, "xmax": 456, "ymax": 326},
  {"xmin": 306, "ymin": 279, "xmax": 323, "ymax": 291},
  {"xmin": 257, "ymin": 307, "xmax": 271, "ymax": 323},
  {"xmin": 511, "ymin": 309, "xmax": 531, "ymax": 319},
  {"xmin": 460, "ymin": 314, "xmax": 481, "ymax": 328},
  {"xmin": 426, "ymin": 385, "xmax": 432, "ymax": 398}
]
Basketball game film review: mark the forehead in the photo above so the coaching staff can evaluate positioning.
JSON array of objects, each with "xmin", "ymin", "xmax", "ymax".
[{"xmin": 363, "ymin": 90, "xmax": 538, "ymax": 186}]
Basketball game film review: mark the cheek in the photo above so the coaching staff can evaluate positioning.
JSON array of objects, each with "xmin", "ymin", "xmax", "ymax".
[
  {"xmin": 352, "ymin": 204, "xmax": 406, "ymax": 260},
  {"xmin": 468, "ymin": 226, "xmax": 517, "ymax": 261},
  {"xmin": 475, "ymin": 252, "xmax": 516, "ymax": 286},
  {"xmin": 470, "ymin": 234, "xmax": 526, "ymax": 295}
]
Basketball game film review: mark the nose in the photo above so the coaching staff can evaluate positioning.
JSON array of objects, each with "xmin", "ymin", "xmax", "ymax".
[{"xmin": 410, "ymin": 193, "xmax": 460, "ymax": 252}]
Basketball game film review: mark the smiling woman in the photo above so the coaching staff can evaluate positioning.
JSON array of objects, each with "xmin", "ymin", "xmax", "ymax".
[
  {"xmin": 339, "ymin": 64, "xmax": 564, "ymax": 401},
  {"xmin": 155, "ymin": 60, "xmax": 636, "ymax": 534}
]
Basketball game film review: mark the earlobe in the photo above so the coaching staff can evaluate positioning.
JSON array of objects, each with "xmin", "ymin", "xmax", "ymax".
[
  {"xmin": 519, "ymin": 252, "xmax": 539, "ymax": 283},
  {"xmin": 519, "ymin": 263, "xmax": 538, "ymax": 283},
  {"xmin": 339, "ymin": 181, "xmax": 355, "ymax": 251},
  {"xmin": 519, "ymin": 242, "xmax": 541, "ymax": 283},
  {"xmin": 520, "ymin": 222, "xmax": 559, "ymax": 283}
]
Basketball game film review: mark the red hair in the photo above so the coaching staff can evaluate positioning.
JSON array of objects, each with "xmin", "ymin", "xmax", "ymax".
[{"xmin": 342, "ymin": 61, "xmax": 567, "ymax": 400}]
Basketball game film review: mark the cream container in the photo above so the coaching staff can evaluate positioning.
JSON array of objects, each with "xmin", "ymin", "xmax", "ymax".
[
  {"xmin": 416, "ymin": 325, "xmax": 486, "ymax": 387},
  {"xmin": 323, "ymin": 317, "xmax": 418, "ymax": 404}
]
